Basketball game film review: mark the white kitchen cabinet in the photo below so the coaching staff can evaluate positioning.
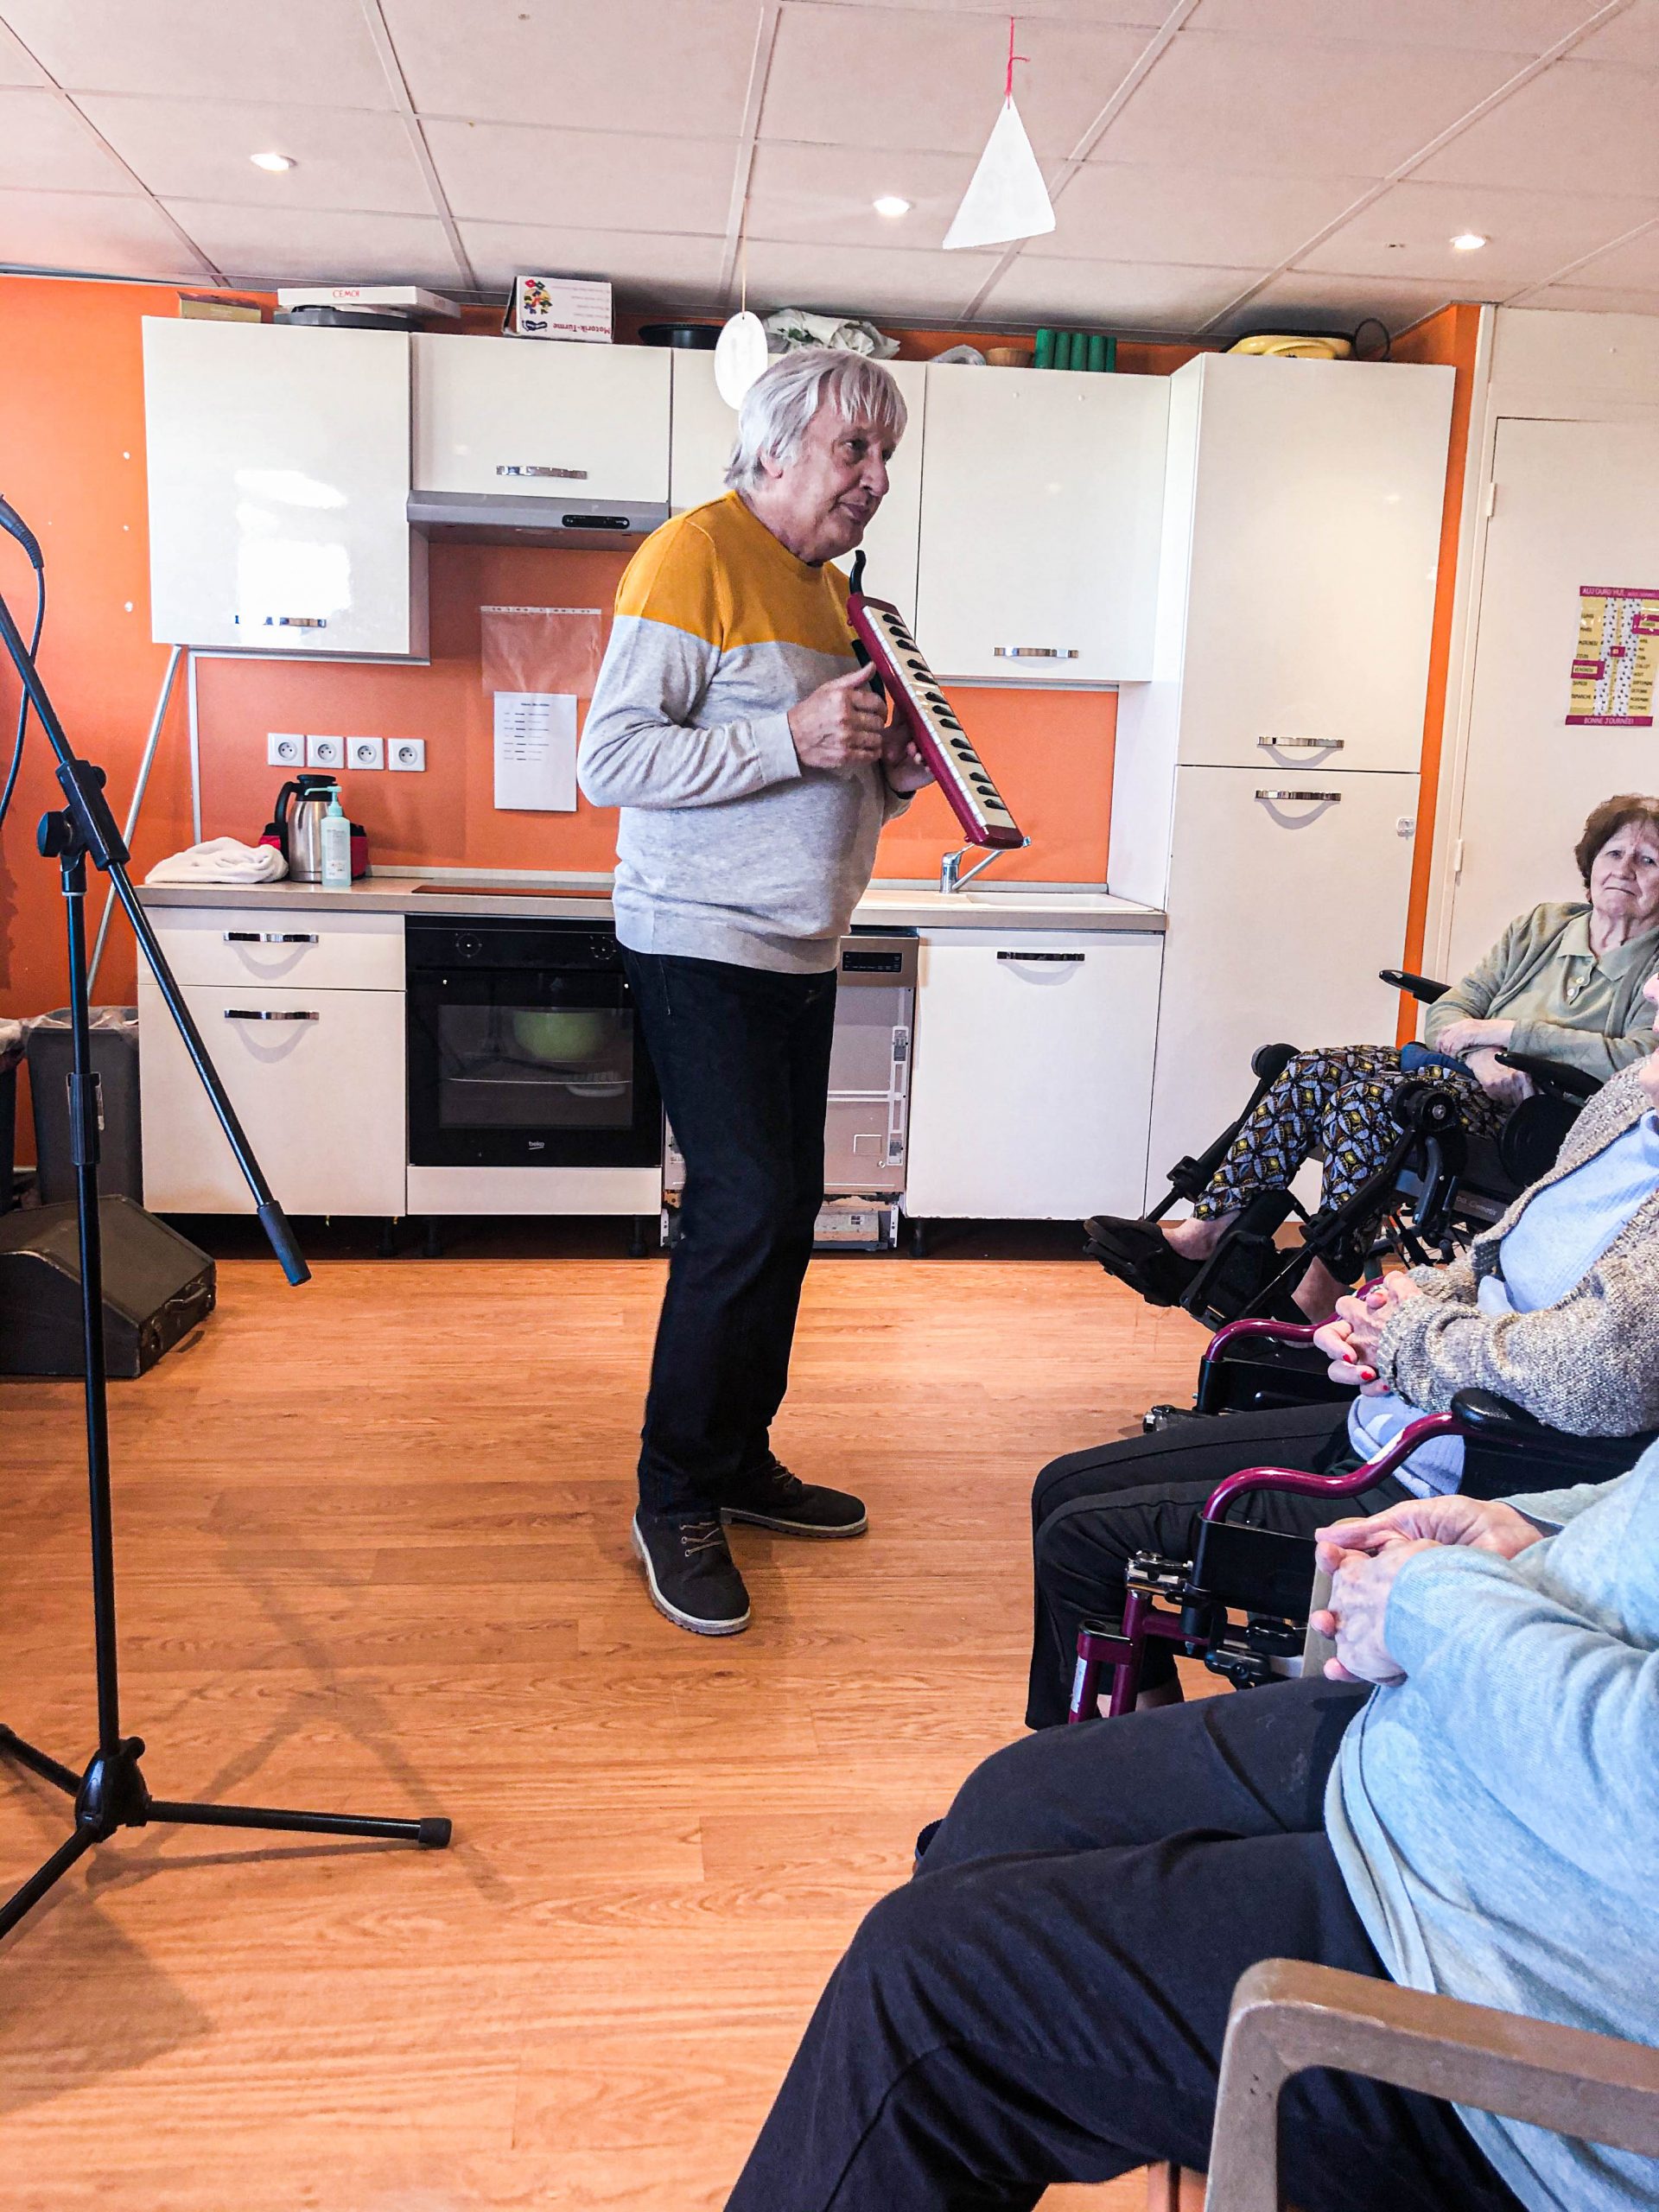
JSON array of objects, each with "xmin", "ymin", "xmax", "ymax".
[
  {"xmin": 138, "ymin": 980, "xmax": 406, "ymax": 1217},
  {"xmin": 143, "ymin": 906, "xmax": 405, "ymax": 992},
  {"xmin": 143, "ymin": 318, "xmax": 425, "ymax": 658},
  {"xmin": 414, "ymin": 334, "xmax": 670, "ymax": 505},
  {"xmin": 905, "ymin": 930, "xmax": 1163, "ymax": 1219},
  {"xmin": 914, "ymin": 365, "xmax": 1168, "ymax": 684},
  {"xmin": 1141, "ymin": 766, "xmax": 1419, "ymax": 1204},
  {"xmin": 670, "ymin": 351, "xmax": 928, "ymax": 620}
]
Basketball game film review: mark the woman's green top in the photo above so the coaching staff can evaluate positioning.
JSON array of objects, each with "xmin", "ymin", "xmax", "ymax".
[{"xmin": 1424, "ymin": 901, "xmax": 1659, "ymax": 1079}]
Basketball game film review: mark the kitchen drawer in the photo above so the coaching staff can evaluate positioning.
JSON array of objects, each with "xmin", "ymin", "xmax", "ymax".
[
  {"xmin": 138, "ymin": 981, "xmax": 405, "ymax": 1216},
  {"xmin": 143, "ymin": 906, "xmax": 404, "ymax": 990}
]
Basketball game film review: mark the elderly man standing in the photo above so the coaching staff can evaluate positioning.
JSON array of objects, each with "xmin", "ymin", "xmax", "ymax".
[{"xmin": 579, "ymin": 348, "xmax": 927, "ymax": 1637}]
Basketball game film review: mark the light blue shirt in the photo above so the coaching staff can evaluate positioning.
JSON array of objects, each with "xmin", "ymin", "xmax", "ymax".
[{"xmin": 1350, "ymin": 1109, "xmax": 1659, "ymax": 1495}]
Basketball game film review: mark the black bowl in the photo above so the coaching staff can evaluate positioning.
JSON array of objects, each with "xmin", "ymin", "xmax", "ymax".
[{"xmin": 638, "ymin": 321, "xmax": 722, "ymax": 350}]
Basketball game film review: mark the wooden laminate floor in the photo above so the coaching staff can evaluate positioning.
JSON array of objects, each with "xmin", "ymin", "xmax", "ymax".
[{"xmin": 0, "ymin": 1249, "xmax": 1208, "ymax": 2211}]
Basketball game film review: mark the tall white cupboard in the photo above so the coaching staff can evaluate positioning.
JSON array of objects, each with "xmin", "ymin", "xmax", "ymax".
[{"xmin": 1110, "ymin": 353, "xmax": 1455, "ymax": 1204}]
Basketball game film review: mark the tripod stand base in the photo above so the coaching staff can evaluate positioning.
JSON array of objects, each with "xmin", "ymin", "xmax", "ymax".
[{"xmin": 0, "ymin": 1724, "xmax": 449, "ymax": 1940}]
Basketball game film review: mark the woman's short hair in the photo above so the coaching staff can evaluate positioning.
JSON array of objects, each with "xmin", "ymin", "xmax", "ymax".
[
  {"xmin": 1575, "ymin": 794, "xmax": 1659, "ymax": 887},
  {"xmin": 725, "ymin": 348, "xmax": 907, "ymax": 493}
]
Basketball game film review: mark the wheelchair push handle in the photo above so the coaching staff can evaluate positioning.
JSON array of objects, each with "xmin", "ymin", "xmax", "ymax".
[
  {"xmin": 1205, "ymin": 1408, "xmax": 1463, "ymax": 1521},
  {"xmin": 1380, "ymin": 968, "xmax": 1451, "ymax": 1004}
]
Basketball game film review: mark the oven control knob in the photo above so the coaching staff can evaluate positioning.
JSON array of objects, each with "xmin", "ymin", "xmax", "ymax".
[{"xmin": 456, "ymin": 933, "xmax": 485, "ymax": 960}]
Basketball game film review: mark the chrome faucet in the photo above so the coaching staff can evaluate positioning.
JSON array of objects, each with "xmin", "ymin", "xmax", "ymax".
[{"xmin": 939, "ymin": 836, "xmax": 1029, "ymax": 894}]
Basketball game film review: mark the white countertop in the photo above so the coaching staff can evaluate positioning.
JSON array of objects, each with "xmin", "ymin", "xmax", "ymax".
[{"xmin": 137, "ymin": 870, "xmax": 1166, "ymax": 933}]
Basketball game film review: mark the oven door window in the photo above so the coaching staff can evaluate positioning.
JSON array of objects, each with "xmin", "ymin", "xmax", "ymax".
[{"xmin": 408, "ymin": 972, "xmax": 661, "ymax": 1167}]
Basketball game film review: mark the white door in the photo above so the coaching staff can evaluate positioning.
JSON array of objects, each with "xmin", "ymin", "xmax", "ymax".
[
  {"xmin": 1145, "ymin": 766, "xmax": 1419, "ymax": 1201},
  {"xmin": 905, "ymin": 931, "xmax": 1163, "ymax": 1218},
  {"xmin": 915, "ymin": 365, "xmax": 1167, "ymax": 684},
  {"xmin": 670, "ymin": 352, "xmax": 928, "ymax": 622},
  {"xmin": 1447, "ymin": 416, "xmax": 1659, "ymax": 977},
  {"xmin": 138, "ymin": 982, "xmax": 406, "ymax": 1216},
  {"xmin": 1178, "ymin": 356, "xmax": 1453, "ymax": 772},
  {"xmin": 143, "ymin": 319, "xmax": 421, "ymax": 657},
  {"xmin": 413, "ymin": 334, "xmax": 670, "ymax": 503}
]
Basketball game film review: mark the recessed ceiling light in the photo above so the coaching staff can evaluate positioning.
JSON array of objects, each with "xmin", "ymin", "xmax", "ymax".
[
  {"xmin": 251, "ymin": 151, "xmax": 296, "ymax": 173},
  {"xmin": 1450, "ymin": 231, "xmax": 1487, "ymax": 251},
  {"xmin": 873, "ymin": 194, "xmax": 912, "ymax": 219}
]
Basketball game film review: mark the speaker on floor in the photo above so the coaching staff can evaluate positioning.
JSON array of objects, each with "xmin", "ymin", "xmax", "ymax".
[{"xmin": 0, "ymin": 1197, "xmax": 215, "ymax": 1377}]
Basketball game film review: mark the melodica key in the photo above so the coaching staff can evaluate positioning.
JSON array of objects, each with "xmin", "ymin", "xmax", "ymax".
[{"xmin": 847, "ymin": 552, "xmax": 1025, "ymax": 849}]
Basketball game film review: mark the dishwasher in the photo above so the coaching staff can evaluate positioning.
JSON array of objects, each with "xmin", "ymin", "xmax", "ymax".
[{"xmin": 662, "ymin": 929, "xmax": 917, "ymax": 1251}]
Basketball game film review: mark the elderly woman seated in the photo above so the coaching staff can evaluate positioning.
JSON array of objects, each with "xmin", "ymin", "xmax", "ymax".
[
  {"xmin": 1025, "ymin": 991, "xmax": 1659, "ymax": 1729},
  {"xmin": 1091, "ymin": 792, "xmax": 1659, "ymax": 1322},
  {"xmin": 726, "ymin": 1445, "xmax": 1659, "ymax": 2212}
]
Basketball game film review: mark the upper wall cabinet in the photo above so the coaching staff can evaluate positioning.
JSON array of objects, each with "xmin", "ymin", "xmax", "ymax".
[
  {"xmin": 143, "ymin": 319, "xmax": 426, "ymax": 659},
  {"xmin": 414, "ymin": 334, "xmax": 671, "ymax": 505},
  {"xmin": 670, "ymin": 352, "xmax": 929, "ymax": 621},
  {"xmin": 915, "ymin": 366, "xmax": 1169, "ymax": 685}
]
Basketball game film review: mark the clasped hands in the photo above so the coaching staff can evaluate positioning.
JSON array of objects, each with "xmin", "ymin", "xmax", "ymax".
[
  {"xmin": 1310, "ymin": 1270, "xmax": 1421, "ymax": 1394},
  {"xmin": 1432, "ymin": 1016, "xmax": 1533, "ymax": 1106},
  {"xmin": 1311, "ymin": 1492, "xmax": 1543, "ymax": 1686},
  {"xmin": 787, "ymin": 664, "xmax": 934, "ymax": 791}
]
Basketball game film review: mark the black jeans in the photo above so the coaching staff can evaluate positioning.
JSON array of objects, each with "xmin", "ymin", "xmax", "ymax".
[
  {"xmin": 625, "ymin": 947, "xmax": 837, "ymax": 1519},
  {"xmin": 726, "ymin": 1680, "xmax": 1523, "ymax": 2212},
  {"xmin": 1027, "ymin": 1403, "xmax": 1410, "ymax": 1722}
]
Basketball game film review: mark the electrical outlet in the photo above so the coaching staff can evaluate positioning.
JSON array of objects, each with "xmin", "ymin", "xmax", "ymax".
[
  {"xmin": 346, "ymin": 735, "xmax": 385, "ymax": 771},
  {"xmin": 388, "ymin": 738, "xmax": 426, "ymax": 772},
  {"xmin": 268, "ymin": 732, "xmax": 305, "ymax": 768},
  {"xmin": 306, "ymin": 734, "xmax": 345, "ymax": 770}
]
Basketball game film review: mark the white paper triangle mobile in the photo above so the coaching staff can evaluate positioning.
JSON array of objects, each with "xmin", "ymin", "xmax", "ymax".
[{"xmin": 944, "ymin": 94, "xmax": 1054, "ymax": 251}]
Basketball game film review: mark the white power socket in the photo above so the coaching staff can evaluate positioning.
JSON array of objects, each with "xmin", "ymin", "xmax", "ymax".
[
  {"xmin": 268, "ymin": 732, "xmax": 305, "ymax": 768},
  {"xmin": 388, "ymin": 738, "xmax": 426, "ymax": 772},
  {"xmin": 306, "ymin": 734, "xmax": 345, "ymax": 770},
  {"xmin": 346, "ymin": 735, "xmax": 385, "ymax": 771}
]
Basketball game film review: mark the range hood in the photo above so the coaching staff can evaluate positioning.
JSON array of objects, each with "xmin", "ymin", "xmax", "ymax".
[{"xmin": 406, "ymin": 489, "xmax": 669, "ymax": 550}]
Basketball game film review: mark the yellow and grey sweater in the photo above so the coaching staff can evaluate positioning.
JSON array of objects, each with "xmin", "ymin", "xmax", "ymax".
[{"xmin": 578, "ymin": 493, "xmax": 907, "ymax": 975}]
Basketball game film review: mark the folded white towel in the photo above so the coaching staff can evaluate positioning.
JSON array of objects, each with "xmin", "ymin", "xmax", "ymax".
[{"xmin": 145, "ymin": 838, "xmax": 289, "ymax": 887}]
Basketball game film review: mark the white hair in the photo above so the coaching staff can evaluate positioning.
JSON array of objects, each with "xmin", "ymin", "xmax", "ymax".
[{"xmin": 724, "ymin": 347, "xmax": 907, "ymax": 493}]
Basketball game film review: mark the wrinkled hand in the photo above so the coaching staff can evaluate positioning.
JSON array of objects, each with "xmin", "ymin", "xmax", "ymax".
[
  {"xmin": 881, "ymin": 718, "xmax": 935, "ymax": 794},
  {"xmin": 788, "ymin": 664, "xmax": 887, "ymax": 772},
  {"xmin": 1465, "ymin": 1046, "xmax": 1535, "ymax": 1107},
  {"xmin": 1310, "ymin": 1495, "xmax": 1545, "ymax": 1685},
  {"xmin": 1317, "ymin": 1493, "xmax": 1545, "ymax": 1566},
  {"xmin": 1311, "ymin": 1314, "xmax": 1383, "ymax": 1393},
  {"xmin": 1311, "ymin": 1275, "xmax": 1418, "ymax": 1385},
  {"xmin": 1436, "ymin": 1015, "xmax": 1516, "ymax": 1058}
]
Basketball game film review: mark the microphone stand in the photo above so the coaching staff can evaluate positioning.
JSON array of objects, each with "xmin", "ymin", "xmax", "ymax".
[{"xmin": 0, "ymin": 562, "xmax": 448, "ymax": 1946}]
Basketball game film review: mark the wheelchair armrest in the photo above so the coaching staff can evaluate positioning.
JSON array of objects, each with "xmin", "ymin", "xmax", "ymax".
[
  {"xmin": 1452, "ymin": 1389, "xmax": 1657, "ymax": 1484},
  {"xmin": 1380, "ymin": 969, "xmax": 1450, "ymax": 1003},
  {"xmin": 1495, "ymin": 1050, "xmax": 1600, "ymax": 1103}
]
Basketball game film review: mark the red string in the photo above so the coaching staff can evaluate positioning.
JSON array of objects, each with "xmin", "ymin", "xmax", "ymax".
[{"xmin": 1005, "ymin": 14, "xmax": 1027, "ymax": 99}]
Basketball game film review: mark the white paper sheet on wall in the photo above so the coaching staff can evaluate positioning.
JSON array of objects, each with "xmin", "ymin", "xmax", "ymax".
[{"xmin": 493, "ymin": 691, "xmax": 577, "ymax": 812}]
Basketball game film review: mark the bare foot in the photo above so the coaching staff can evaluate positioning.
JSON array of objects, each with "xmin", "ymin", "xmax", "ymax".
[
  {"xmin": 1162, "ymin": 1212, "xmax": 1236, "ymax": 1261},
  {"xmin": 1292, "ymin": 1254, "xmax": 1351, "ymax": 1325}
]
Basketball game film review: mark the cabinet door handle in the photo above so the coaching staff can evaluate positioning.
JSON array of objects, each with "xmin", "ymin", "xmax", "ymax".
[
  {"xmin": 224, "ymin": 1007, "xmax": 320, "ymax": 1021},
  {"xmin": 232, "ymin": 614, "xmax": 327, "ymax": 629},
  {"xmin": 1255, "ymin": 789, "xmax": 1342, "ymax": 804},
  {"xmin": 997, "ymin": 950, "xmax": 1086, "ymax": 963},
  {"xmin": 993, "ymin": 645, "xmax": 1078, "ymax": 660},
  {"xmin": 223, "ymin": 931, "xmax": 319, "ymax": 945},
  {"xmin": 497, "ymin": 464, "xmax": 588, "ymax": 480},
  {"xmin": 1256, "ymin": 735, "xmax": 1344, "ymax": 750}
]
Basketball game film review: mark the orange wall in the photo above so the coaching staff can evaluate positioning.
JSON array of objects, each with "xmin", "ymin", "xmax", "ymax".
[{"xmin": 1389, "ymin": 302, "xmax": 1484, "ymax": 1039}]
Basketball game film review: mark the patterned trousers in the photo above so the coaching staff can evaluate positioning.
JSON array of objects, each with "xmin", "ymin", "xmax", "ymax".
[{"xmin": 1192, "ymin": 1045, "xmax": 1505, "ymax": 1218}]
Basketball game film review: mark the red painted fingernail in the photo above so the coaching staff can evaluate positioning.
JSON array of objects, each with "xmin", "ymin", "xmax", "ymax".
[
  {"xmin": 1359, "ymin": 1368, "xmax": 1377, "ymax": 1382},
  {"xmin": 1341, "ymin": 1348, "xmax": 1358, "ymax": 1363}
]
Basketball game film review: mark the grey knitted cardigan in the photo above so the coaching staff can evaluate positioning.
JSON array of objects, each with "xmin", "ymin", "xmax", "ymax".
[{"xmin": 1376, "ymin": 1063, "xmax": 1659, "ymax": 1437}]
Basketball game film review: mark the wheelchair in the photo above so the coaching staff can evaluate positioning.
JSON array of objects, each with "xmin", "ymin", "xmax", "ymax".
[
  {"xmin": 1067, "ymin": 1316, "xmax": 1652, "ymax": 1723},
  {"xmin": 1088, "ymin": 969, "xmax": 1600, "ymax": 1335}
]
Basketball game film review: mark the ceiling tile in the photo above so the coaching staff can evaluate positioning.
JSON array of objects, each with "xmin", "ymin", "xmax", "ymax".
[
  {"xmin": 982, "ymin": 253, "xmax": 1266, "ymax": 328},
  {"xmin": 1210, "ymin": 266, "xmax": 1491, "ymax": 336},
  {"xmin": 1541, "ymin": 216, "xmax": 1659, "ymax": 292},
  {"xmin": 739, "ymin": 238, "xmax": 1001, "ymax": 320},
  {"xmin": 0, "ymin": 0, "xmax": 395, "ymax": 105},
  {"xmin": 1518, "ymin": 281, "xmax": 1659, "ymax": 314},
  {"xmin": 1092, "ymin": 30, "xmax": 1534, "ymax": 178},
  {"xmin": 1027, "ymin": 162, "xmax": 1370, "ymax": 268},
  {"xmin": 1414, "ymin": 57, "xmax": 1659, "ymax": 194},
  {"xmin": 382, "ymin": 0, "xmax": 758, "ymax": 137},
  {"xmin": 0, "ymin": 85, "xmax": 137, "ymax": 193},
  {"xmin": 829, "ymin": 0, "xmax": 1164, "ymax": 18},
  {"xmin": 1569, "ymin": 1, "xmax": 1659, "ymax": 64},
  {"xmin": 163, "ymin": 201, "xmax": 461, "ymax": 287},
  {"xmin": 0, "ymin": 19, "xmax": 47, "ymax": 83},
  {"xmin": 1188, "ymin": 0, "xmax": 1604, "ymax": 52},
  {"xmin": 746, "ymin": 141, "xmax": 976, "ymax": 252},
  {"xmin": 75, "ymin": 94, "xmax": 433, "ymax": 213},
  {"xmin": 760, "ymin": 5, "xmax": 1153, "ymax": 158},
  {"xmin": 1298, "ymin": 177, "xmax": 1659, "ymax": 289},
  {"xmin": 424, "ymin": 119, "xmax": 736, "ymax": 235},
  {"xmin": 459, "ymin": 220, "xmax": 728, "ymax": 304},
  {"xmin": 0, "ymin": 184, "xmax": 208, "ymax": 276}
]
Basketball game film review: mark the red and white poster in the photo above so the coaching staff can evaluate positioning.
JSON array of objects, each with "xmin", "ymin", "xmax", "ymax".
[{"xmin": 1567, "ymin": 584, "xmax": 1659, "ymax": 728}]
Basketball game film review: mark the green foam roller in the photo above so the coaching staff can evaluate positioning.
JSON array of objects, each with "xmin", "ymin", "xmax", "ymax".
[
  {"xmin": 1087, "ymin": 332, "xmax": 1107, "ymax": 373},
  {"xmin": 1033, "ymin": 327, "xmax": 1054, "ymax": 369}
]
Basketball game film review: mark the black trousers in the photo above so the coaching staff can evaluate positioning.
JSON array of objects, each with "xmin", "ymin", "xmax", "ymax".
[
  {"xmin": 1027, "ymin": 1403, "xmax": 1411, "ymax": 1722},
  {"xmin": 725, "ymin": 1681, "xmax": 1523, "ymax": 2212},
  {"xmin": 625, "ymin": 948, "xmax": 837, "ymax": 1518}
]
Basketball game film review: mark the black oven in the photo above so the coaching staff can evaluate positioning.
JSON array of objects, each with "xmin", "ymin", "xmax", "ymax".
[{"xmin": 406, "ymin": 917, "xmax": 661, "ymax": 1169}]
